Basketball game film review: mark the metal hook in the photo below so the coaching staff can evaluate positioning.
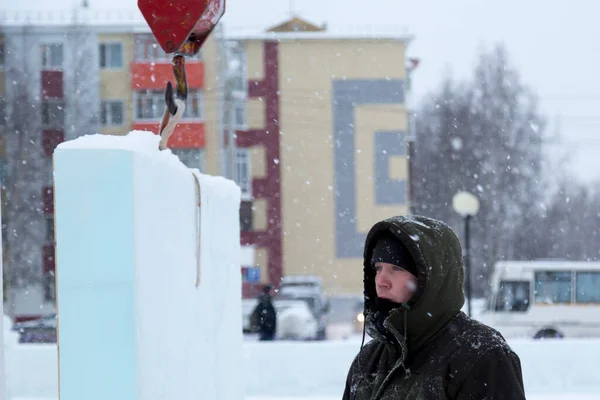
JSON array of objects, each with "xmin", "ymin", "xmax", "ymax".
[
  {"xmin": 158, "ymin": 54, "xmax": 189, "ymax": 150},
  {"xmin": 164, "ymin": 55, "xmax": 188, "ymax": 116},
  {"xmin": 164, "ymin": 82, "xmax": 178, "ymax": 115}
]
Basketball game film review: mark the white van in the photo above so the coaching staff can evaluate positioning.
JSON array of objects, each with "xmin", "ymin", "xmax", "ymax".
[{"xmin": 478, "ymin": 260, "xmax": 600, "ymax": 339}]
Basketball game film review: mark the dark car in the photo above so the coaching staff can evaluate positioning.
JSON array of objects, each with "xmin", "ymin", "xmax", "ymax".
[{"xmin": 13, "ymin": 313, "xmax": 57, "ymax": 343}]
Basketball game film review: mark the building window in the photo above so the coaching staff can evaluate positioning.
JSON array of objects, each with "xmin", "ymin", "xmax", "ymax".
[
  {"xmin": 0, "ymin": 97, "xmax": 5, "ymax": 125},
  {"xmin": 41, "ymin": 100, "xmax": 65, "ymax": 128},
  {"xmin": 236, "ymin": 148, "xmax": 251, "ymax": 199},
  {"xmin": 99, "ymin": 43, "xmax": 123, "ymax": 69},
  {"xmin": 135, "ymin": 89, "xmax": 203, "ymax": 121},
  {"xmin": 181, "ymin": 90, "xmax": 204, "ymax": 120},
  {"xmin": 41, "ymin": 44, "xmax": 63, "ymax": 69},
  {"xmin": 46, "ymin": 218, "xmax": 55, "ymax": 242},
  {"xmin": 135, "ymin": 35, "xmax": 169, "ymax": 61},
  {"xmin": 171, "ymin": 148, "xmax": 204, "ymax": 171},
  {"xmin": 0, "ymin": 35, "xmax": 5, "ymax": 68},
  {"xmin": 228, "ymin": 44, "xmax": 246, "ymax": 92},
  {"xmin": 223, "ymin": 97, "xmax": 247, "ymax": 129},
  {"xmin": 42, "ymin": 242, "xmax": 56, "ymax": 302},
  {"xmin": 234, "ymin": 98, "xmax": 247, "ymax": 129},
  {"xmin": 134, "ymin": 34, "xmax": 202, "ymax": 61},
  {"xmin": 101, "ymin": 100, "xmax": 124, "ymax": 126},
  {"xmin": 47, "ymin": 164, "xmax": 54, "ymax": 185},
  {"xmin": 43, "ymin": 271, "xmax": 55, "ymax": 302},
  {"xmin": 240, "ymin": 200, "xmax": 253, "ymax": 231},
  {"xmin": 135, "ymin": 90, "xmax": 162, "ymax": 120}
]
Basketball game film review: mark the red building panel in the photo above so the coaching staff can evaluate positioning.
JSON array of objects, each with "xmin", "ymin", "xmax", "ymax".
[
  {"xmin": 131, "ymin": 62, "xmax": 204, "ymax": 89},
  {"xmin": 42, "ymin": 243, "xmax": 55, "ymax": 274},
  {"xmin": 132, "ymin": 122, "xmax": 205, "ymax": 148},
  {"xmin": 242, "ymin": 282, "xmax": 266, "ymax": 298},
  {"xmin": 41, "ymin": 70, "xmax": 63, "ymax": 98},
  {"xmin": 238, "ymin": 42, "xmax": 282, "ymax": 292},
  {"xmin": 42, "ymin": 186, "xmax": 54, "ymax": 215},
  {"xmin": 42, "ymin": 129, "xmax": 65, "ymax": 156}
]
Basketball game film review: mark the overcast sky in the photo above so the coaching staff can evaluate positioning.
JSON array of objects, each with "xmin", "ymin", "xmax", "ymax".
[{"xmin": 4, "ymin": 0, "xmax": 600, "ymax": 183}]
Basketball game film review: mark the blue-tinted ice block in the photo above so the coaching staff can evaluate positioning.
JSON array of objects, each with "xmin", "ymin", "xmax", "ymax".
[{"xmin": 54, "ymin": 149, "xmax": 138, "ymax": 400}]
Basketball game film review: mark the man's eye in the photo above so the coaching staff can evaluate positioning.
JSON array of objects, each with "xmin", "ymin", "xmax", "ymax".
[
  {"xmin": 393, "ymin": 266, "xmax": 405, "ymax": 272},
  {"xmin": 374, "ymin": 266, "xmax": 382, "ymax": 272}
]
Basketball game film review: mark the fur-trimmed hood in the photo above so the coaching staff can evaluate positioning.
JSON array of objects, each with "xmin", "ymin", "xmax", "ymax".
[{"xmin": 362, "ymin": 215, "xmax": 465, "ymax": 354}]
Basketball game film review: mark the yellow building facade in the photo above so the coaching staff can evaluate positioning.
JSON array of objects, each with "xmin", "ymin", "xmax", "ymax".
[{"xmin": 232, "ymin": 24, "xmax": 414, "ymax": 295}]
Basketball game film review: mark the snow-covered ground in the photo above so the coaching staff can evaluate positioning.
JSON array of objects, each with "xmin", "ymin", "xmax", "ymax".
[
  {"xmin": 245, "ymin": 397, "xmax": 600, "ymax": 400},
  {"xmin": 11, "ymin": 394, "xmax": 600, "ymax": 400},
  {"xmin": 6, "ymin": 294, "xmax": 600, "ymax": 399},
  {"xmin": 12, "ymin": 397, "xmax": 600, "ymax": 400},
  {"xmin": 5, "ymin": 336, "xmax": 600, "ymax": 399}
]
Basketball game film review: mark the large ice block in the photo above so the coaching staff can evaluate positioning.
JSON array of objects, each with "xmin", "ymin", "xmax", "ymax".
[{"xmin": 53, "ymin": 131, "xmax": 243, "ymax": 400}]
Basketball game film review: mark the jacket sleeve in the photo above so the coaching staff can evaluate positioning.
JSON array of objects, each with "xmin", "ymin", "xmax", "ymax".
[
  {"xmin": 342, "ymin": 362, "xmax": 354, "ymax": 400},
  {"xmin": 455, "ymin": 347, "xmax": 526, "ymax": 400}
]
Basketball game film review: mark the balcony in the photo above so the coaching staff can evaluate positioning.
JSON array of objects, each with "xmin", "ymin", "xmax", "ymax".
[
  {"xmin": 131, "ymin": 62, "xmax": 204, "ymax": 90},
  {"xmin": 131, "ymin": 122, "xmax": 205, "ymax": 148}
]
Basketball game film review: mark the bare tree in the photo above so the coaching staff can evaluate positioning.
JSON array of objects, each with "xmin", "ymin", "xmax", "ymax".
[
  {"xmin": 2, "ymin": 26, "xmax": 47, "ymax": 294},
  {"xmin": 64, "ymin": 10, "xmax": 100, "ymax": 141},
  {"xmin": 1, "ymin": 10, "xmax": 100, "ymax": 310},
  {"xmin": 413, "ymin": 44, "xmax": 548, "ymax": 295},
  {"xmin": 534, "ymin": 177, "xmax": 600, "ymax": 261}
]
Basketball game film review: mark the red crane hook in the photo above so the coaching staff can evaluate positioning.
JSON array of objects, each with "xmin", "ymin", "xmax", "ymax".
[
  {"xmin": 138, "ymin": 0, "xmax": 226, "ymax": 56},
  {"xmin": 138, "ymin": 0, "xmax": 226, "ymax": 149}
]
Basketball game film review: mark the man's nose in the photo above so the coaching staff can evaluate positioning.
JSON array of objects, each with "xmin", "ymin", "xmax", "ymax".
[{"xmin": 376, "ymin": 271, "xmax": 390, "ymax": 288}]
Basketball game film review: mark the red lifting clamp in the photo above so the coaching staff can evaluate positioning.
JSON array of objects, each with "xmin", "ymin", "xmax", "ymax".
[
  {"xmin": 138, "ymin": 0, "xmax": 226, "ymax": 149},
  {"xmin": 138, "ymin": 0, "xmax": 226, "ymax": 56}
]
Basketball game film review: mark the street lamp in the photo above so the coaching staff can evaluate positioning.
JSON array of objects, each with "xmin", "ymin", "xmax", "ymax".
[{"xmin": 452, "ymin": 191, "xmax": 480, "ymax": 318}]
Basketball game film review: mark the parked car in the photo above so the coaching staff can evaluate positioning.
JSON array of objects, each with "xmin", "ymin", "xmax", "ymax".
[
  {"xmin": 275, "ymin": 300, "xmax": 318, "ymax": 340},
  {"xmin": 278, "ymin": 275, "xmax": 324, "ymax": 295},
  {"xmin": 13, "ymin": 313, "xmax": 57, "ymax": 343},
  {"xmin": 275, "ymin": 292, "xmax": 329, "ymax": 339},
  {"xmin": 242, "ymin": 298, "xmax": 260, "ymax": 333},
  {"xmin": 242, "ymin": 298, "xmax": 319, "ymax": 339},
  {"xmin": 278, "ymin": 275, "xmax": 330, "ymax": 339},
  {"xmin": 325, "ymin": 295, "xmax": 365, "ymax": 339},
  {"xmin": 242, "ymin": 275, "xmax": 330, "ymax": 339}
]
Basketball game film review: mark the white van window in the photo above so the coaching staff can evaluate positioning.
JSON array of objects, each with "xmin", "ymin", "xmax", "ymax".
[
  {"xmin": 534, "ymin": 271, "xmax": 571, "ymax": 304},
  {"xmin": 576, "ymin": 272, "xmax": 600, "ymax": 303},
  {"xmin": 495, "ymin": 281, "xmax": 530, "ymax": 312}
]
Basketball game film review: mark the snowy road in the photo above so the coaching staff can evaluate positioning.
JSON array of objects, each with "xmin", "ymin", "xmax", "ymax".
[
  {"xmin": 246, "ymin": 396, "xmax": 600, "ymax": 400},
  {"xmin": 247, "ymin": 397, "xmax": 598, "ymax": 400},
  {"xmin": 15, "ymin": 396, "xmax": 600, "ymax": 400}
]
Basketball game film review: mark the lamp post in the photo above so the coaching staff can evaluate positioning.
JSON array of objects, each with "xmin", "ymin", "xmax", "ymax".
[{"xmin": 452, "ymin": 191, "xmax": 480, "ymax": 318}]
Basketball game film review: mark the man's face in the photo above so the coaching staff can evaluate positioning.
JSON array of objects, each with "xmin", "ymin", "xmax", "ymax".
[{"xmin": 374, "ymin": 262, "xmax": 418, "ymax": 303}]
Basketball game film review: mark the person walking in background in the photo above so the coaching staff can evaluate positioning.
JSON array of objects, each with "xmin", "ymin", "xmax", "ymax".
[{"xmin": 251, "ymin": 285, "xmax": 277, "ymax": 341}]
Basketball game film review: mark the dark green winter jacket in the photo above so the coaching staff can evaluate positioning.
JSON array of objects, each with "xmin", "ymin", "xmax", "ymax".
[{"xmin": 342, "ymin": 215, "xmax": 526, "ymax": 400}]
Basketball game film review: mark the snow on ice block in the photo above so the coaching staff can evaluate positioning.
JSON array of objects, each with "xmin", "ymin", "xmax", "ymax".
[{"xmin": 53, "ymin": 131, "xmax": 243, "ymax": 400}]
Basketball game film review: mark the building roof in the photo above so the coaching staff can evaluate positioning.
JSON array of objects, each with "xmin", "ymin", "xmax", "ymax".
[
  {"xmin": 227, "ymin": 30, "xmax": 413, "ymax": 43},
  {"xmin": 0, "ymin": 8, "xmax": 148, "ymax": 32},
  {"xmin": 266, "ymin": 16, "xmax": 325, "ymax": 32},
  {"xmin": 0, "ymin": 8, "xmax": 412, "ymax": 43}
]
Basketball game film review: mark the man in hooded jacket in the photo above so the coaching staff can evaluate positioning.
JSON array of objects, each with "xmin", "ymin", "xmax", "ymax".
[{"xmin": 343, "ymin": 215, "xmax": 526, "ymax": 400}]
